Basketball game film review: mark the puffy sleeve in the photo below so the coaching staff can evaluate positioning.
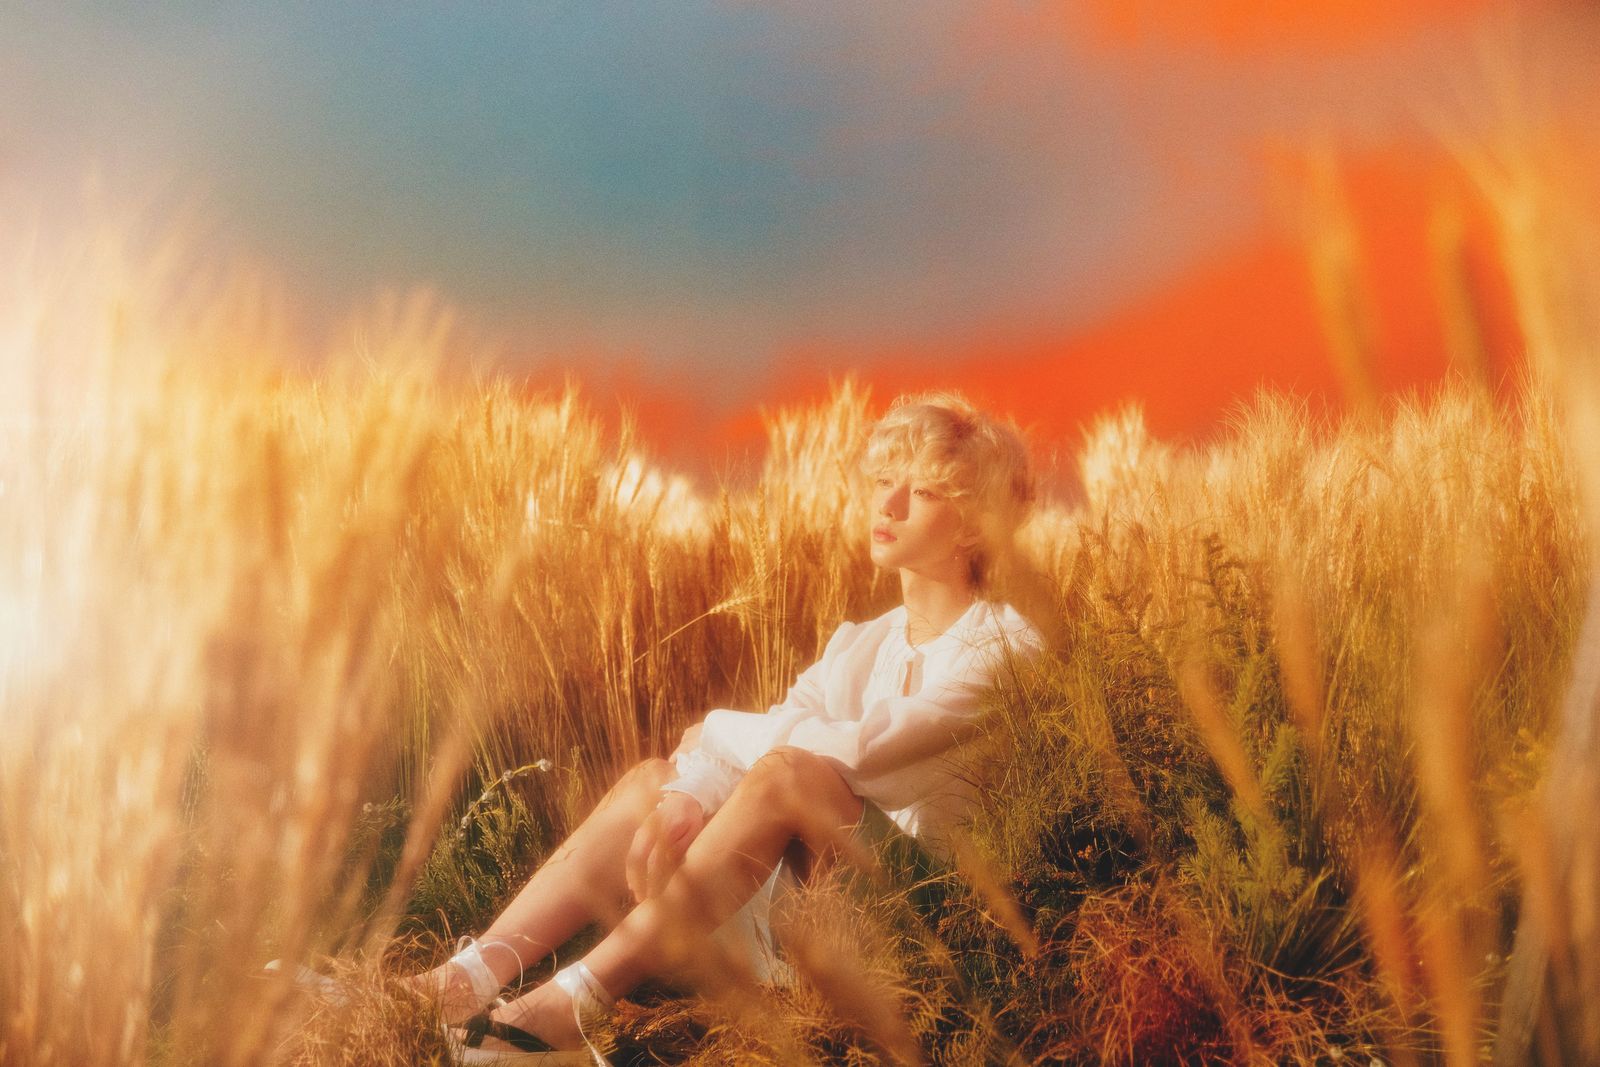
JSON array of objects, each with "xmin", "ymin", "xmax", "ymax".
[
  {"xmin": 658, "ymin": 748, "xmax": 744, "ymax": 816},
  {"xmin": 702, "ymin": 619, "xmax": 1044, "ymax": 804},
  {"xmin": 659, "ymin": 621, "xmax": 854, "ymax": 815}
]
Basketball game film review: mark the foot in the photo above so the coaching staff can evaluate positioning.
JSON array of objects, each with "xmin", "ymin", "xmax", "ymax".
[
  {"xmin": 260, "ymin": 959, "xmax": 349, "ymax": 1007},
  {"xmin": 404, "ymin": 959, "xmax": 493, "ymax": 1025},
  {"xmin": 481, "ymin": 981, "xmax": 586, "ymax": 1052}
]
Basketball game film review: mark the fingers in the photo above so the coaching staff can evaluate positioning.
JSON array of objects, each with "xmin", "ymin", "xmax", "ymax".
[
  {"xmin": 628, "ymin": 799, "xmax": 708, "ymax": 905},
  {"xmin": 625, "ymin": 812, "xmax": 657, "ymax": 905},
  {"xmin": 645, "ymin": 826, "xmax": 688, "ymax": 900},
  {"xmin": 645, "ymin": 840, "xmax": 668, "ymax": 900}
]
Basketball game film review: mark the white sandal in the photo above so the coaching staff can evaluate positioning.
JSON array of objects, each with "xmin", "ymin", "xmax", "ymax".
[
  {"xmin": 444, "ymin": 958, "xmax": 613, "ymax": 1066},
  {"xmin": 445, "ymin": 1013, "xmax": 593, "ymax": 1065},
  {"xmin": 550, "ymin": 960, "xmax": 615, "ymax": 1067},
  {"xmin": 260, "ymin": 958, "xmax": 350, "ymax": 1007},
  {"xmin": 262, "ymin": 935, "xmax": 516, "ymax": 1016},
  {"xmin": 447, "ymin": 936, "xmax": 518, "ymax": 1012}
]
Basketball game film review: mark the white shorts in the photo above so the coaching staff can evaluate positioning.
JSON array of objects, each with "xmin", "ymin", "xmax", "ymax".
[{"xmin": 710, "ymin": 860, "xmax": 799, "ymax": 986}]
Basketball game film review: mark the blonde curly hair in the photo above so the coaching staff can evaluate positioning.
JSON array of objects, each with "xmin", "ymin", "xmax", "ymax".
[{"xmin": 861, "ymin": 390, "xmax": 1036, "ymax": 590}]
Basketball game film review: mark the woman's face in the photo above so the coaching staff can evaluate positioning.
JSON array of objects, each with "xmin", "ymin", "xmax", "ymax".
[{"xmin": 867, "ymin": 467, "xmax": 972, "ymax": 577}]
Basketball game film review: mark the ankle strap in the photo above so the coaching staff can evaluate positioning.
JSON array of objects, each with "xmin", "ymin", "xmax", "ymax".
[
  {"xmin": 552, "ymin": 958, "xmax": 614, "ymax": 1012},
  {"xmin": 449, "ymin": 937, "xmax": 510, "ymax": 1008},
  {"xmin": 552, "ymin": 959, "xmax": 615, "ymax": 1066}
]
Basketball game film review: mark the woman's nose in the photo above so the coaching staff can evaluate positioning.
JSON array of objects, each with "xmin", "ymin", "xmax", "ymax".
[{"xmin": 879, "ymin": 484, "xmax": 907, "ymax": 516}]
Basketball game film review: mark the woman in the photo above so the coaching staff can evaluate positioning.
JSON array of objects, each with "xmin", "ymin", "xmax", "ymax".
[{"xmin": 427, "ymin": 391, "xmax": 1046, "ymax": 1058}]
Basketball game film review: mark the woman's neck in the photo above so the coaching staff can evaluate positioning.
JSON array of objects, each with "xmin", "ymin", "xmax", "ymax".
[{"xmin": 899, "ymin": 570, "xmax": 978, "ymax": 647}]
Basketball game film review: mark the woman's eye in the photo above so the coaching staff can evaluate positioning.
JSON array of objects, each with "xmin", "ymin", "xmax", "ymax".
[{"xmin": 914, "ymin": 487, "xmax": 936, "ymax": 500}]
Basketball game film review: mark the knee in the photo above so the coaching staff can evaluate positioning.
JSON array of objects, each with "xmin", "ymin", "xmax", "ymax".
[
  {"xmin": 743, "ymin": 747, "xmax": 858, "ymax": 823},
  {"xmin": 620, "ymin": 756, "xmax": 675, "ymax": 800}
]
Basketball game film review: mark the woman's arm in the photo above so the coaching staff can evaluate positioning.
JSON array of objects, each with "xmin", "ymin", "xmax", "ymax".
[
  {"xmin": 696, "ymin": 629, "xmax": 1044, "ymax": 799},
  {"xmin": 656, "ymin": 622, "xmax": 851, "ymax": 816},
  {"xmin": 703, "ymin": 661, "xmax": 986, "ymax": 776},
  {"xmin": 658, "ymin": 747, "xmax": 742, "ymax": 815},
  {"xmin": 631, "ymin": 625, "xmax": 853, "ymax": 899}
]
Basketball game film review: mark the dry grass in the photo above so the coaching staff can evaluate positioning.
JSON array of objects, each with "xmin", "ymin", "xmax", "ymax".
[{"xmin": 3, "ymin": 79, "xmax": 1599, "ymax": 1067}]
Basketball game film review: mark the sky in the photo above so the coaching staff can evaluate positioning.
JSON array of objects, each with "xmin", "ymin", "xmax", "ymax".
[{"xmin": 2, "ymin": 1, "xmax": 1592, "ymax": 473}]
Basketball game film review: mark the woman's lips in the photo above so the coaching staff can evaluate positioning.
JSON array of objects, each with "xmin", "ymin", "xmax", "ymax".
[{"xmin": 872, "ymin": 527, "xmax": 896, "ymax": 543}]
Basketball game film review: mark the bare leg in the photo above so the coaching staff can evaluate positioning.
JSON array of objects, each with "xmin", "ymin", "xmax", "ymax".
[
  {"xmin": 411, "ymin": 756, "xmax": 676, "ymax": 1019},
  {"xmin": 489, "ymin": 747, "xmax": 866, "ymax": 1049}
]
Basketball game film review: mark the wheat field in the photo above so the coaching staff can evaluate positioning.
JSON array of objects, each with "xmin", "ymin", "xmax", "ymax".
[{"xmin": 2, "ymin": 128, "xmax": 1599, "ymax": 1066}]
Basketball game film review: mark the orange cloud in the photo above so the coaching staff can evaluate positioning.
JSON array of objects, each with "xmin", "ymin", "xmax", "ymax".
[
  {"xmin": 1033, "ymin": 0, "xmax": 1514, "ymax": 55},
  {"xmin": 523, "ymin": 144, "xmax": 1526, "ymax": 484},
  {"xmin": 756, "ymin": 141, "xmax": 1521, "ymax": 459}
]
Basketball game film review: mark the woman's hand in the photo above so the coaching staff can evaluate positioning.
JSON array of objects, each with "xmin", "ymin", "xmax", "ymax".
[{"xmin": 626, "ymin": 791, "xmax": 706, "ymax": 904}]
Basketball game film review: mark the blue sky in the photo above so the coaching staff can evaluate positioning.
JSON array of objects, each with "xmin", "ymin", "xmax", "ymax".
[{"xmin": 0, "ymin": 1, "xmax": 1517, "ymax": 405}]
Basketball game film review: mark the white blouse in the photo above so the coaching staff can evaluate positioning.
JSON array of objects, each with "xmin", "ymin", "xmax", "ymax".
[{"xmin": 662, "ymin": 598, "xmax": 1045, "ymax": 859}]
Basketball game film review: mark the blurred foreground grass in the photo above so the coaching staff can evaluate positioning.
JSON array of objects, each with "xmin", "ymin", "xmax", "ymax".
[{"xmin": 3, "ymin": 134, "xmax": 1599, "ymax": 1066}]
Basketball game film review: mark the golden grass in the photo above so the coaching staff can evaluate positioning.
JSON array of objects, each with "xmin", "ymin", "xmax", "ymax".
[{"xmin": 2, "ymin": 106, "xmax": 1598, "ymax": 1067}]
